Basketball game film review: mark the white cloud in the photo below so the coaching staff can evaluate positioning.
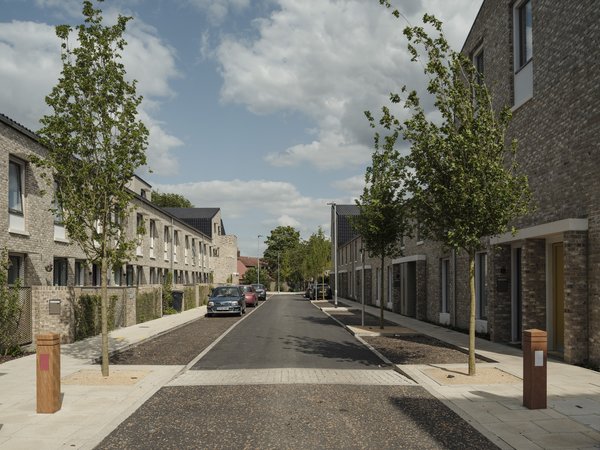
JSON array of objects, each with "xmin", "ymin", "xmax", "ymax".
[
  {"xmin": 277, "ymin": 214, "xmax": 301, "ymax": 228},
  {"xmin": 216, "ymin": 0, "xmax": 482, "ymax": 170},
  {"xmin": 331, "ymin": 175, "xmax": 365, "ymax": 198},
  {"xmin": 0, "ymin": 10, "xmax": 182, "ymax": 176}
]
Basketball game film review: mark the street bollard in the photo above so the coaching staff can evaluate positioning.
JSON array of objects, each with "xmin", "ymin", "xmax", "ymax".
[
  {"xmin": 36, "ymin": 333, "xmax": 61, "ymax": 414},
  {"xmin": 523, "ymin": 329, "xmax": 547, "ymax": 409}
]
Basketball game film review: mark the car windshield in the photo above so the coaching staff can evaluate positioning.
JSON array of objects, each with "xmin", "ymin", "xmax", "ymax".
[
  {"xmin": 252, "ymin": 284, "xmax": 264, "ymax": 290},
  {"xmin": 212, "ymin": 287, "xmax": 239, "ymax": 297},
  {"xmin": 242, "ymin": 286, "xmax": 254, "ymax": 292}
]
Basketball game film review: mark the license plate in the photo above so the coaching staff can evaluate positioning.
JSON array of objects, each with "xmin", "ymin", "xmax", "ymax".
[{"xmin": 216, "ymin": 307, "xmax": 230, "ymax": 311}]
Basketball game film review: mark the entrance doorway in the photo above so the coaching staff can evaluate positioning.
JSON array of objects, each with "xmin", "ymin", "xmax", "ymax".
[
  {"xmin": 511, "ymin": 247, "xmax": 523, "ymax": 342},
  {"xmin": 399, "ymin": 262, "xmax": 416, "ymax": 317}
]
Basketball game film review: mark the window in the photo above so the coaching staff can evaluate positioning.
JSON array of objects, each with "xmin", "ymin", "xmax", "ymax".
[
  {"xmin": 164, "ymin": 226, "xmax": 170, "ymax": 261},
  {"xmin": 8, "ymin": 254, "xmax": 24, "ymax": 285},
  {"xmin": 8, "ymin": 160, "xmax": 24, "ymax": 214},
  {"xmin": 513, "ymin": 0, "xmax": 533, "ymax": 106},
  {"xmin": 475, "ymin": 252, "xmax": 487, "ymax": 320},
  {"xmin": 191, "ymin": 238, "xmax": 196, "ymax": 265},
  {"xmin": 112, "ymin": 266, "xmax": 122, "ymax": 286},
  {"xmin": 53, "ymin": 258, "xmax": 68, "ymax": 286},
  {"xmin": 149, "ymin": 220, "xmax": 156, "ymax": 258},
  {"xmin": 136, "ymin": 214, "xmax": 143, "ymax": 256},
  {"xmin": 184, "ymin": 236, "xmax": 189, "ymax": 265},
  {"xmin": 473, "ymin": 46, "xmax": 484, "ymax": 84},
  {"xmin": 149, "ymin": 267, "xmax": 156, "ymax": 284},
  {"xmin": 440, "ymin": 259, "xmax": 449, "ymax": 313},
  {"xmin": 75, "ymin": 261, "xmax": 85, "ymax": 286},
  {"xmin": 517, "ymin": 0, "xmax": 532, "ymax": 69},
  {"xmin": 173, "ymin": 231, "xmax": 179, "ymax": 262}
]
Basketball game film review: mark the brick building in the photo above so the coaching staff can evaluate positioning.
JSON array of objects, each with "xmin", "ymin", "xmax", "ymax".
[
  {"xmin": 2, "ymin": 113, "xmax": 238, "ymax": 343},
  {"xmin": 334, "ymin": 0, "xmax": 600, "ymax": 366}
]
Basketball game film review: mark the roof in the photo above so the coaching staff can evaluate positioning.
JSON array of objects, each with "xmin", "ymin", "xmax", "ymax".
[
  {"xmin": 238, "ymin": 256, "xmax": 258, "ymax": 268},
  {"xmin": 164, "ymin": 208, "xmax": 223, "ymax": 237},
  {"xmin": 335, "ymin": 204, "xmax": 360, "ymax": 247},
  {"xmin": 0, "ymin": 113, "xmax": 41, "ymax": 143}
]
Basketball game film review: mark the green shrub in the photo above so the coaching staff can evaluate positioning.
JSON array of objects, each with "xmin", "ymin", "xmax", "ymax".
[
  {"xmin": 0, "ymin": 249, "xmax": 22, "ymax": 356},
  {"xmin": 136, "ymin": 290, "xmax": 160, "ymax": 324},
  {"xmin": 73, "ymin": 294, "xmax": 118, "ymax": 341},
  {"xmin": 162, "ymin": 272, "xmax": 173, "ymax": 312},
  {"xmin": 183, "ymin": 286, "xmax": 196, "ymax": 310}
]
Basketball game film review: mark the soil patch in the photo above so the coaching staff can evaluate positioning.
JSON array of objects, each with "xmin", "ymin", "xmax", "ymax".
[
  {"xmin": 62, "ymin": 369, "xmax": 150, "ymax": 385},
  {"xmin": 107, "ymin": 315, "xmax": 239, "ymax": 365},
  {"xmin": 364, "ymin": 334, "xmax": 495, "ymax": 365}
]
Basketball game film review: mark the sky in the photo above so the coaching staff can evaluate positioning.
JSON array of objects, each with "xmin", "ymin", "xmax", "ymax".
[{"xmin": 0, "ymin": 0, "xmax": 482, "ymax": 257}]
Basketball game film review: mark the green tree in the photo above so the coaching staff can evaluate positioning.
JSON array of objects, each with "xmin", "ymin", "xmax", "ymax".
[
  {"xmin": 263, "ymin": 226, "xmax": 302, "ymax": 285},
  {"xmin": 242, "ymin": 267, "xmax": 258, "ymax": 284},
  {"xmin": 375, "ymin": 8, "xmax": 530, "ymax": 374},
  {"xmin": 151, "ymin": 191, "xmax": 193, "ymax": 208},
  {"xmin": 0, "ymin": 250, "xmax": 22, "ymax": 356},
  {"xmin": 36, "ymin": 0, "xmax": 149, "ymax": 376},
  {"xmin": 304, "ymin": 228, "xmax": 331, "ymax": 298},
  {"xmin": 351, "ymin": 126, "xmax": 410, "ymax": 329}
]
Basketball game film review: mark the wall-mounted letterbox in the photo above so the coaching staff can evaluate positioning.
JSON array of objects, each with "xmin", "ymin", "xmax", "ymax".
[{"xmin": 48, "ymin": 299, "xmax": 61, "ymax": 315}]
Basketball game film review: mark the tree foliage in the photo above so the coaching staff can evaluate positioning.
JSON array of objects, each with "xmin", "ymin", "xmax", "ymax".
[
  {"xmin": 371, "ymin": 7, "xmax": 530, "ymax": 374},
  {"xmin": 303, "ymin": 228, "xmax": 331, "ymax": 287},
  {"xmin": 351, "ymin": 125, "xmax": 410, "ymax": 328},
  {"xmin": 263, "ymin": 226, "xmax": 302, "ymax": 286},
  {"xmin": 36, "ymin": 0, "xmax": 148, "ymax": 376},
  {"xmin": 151, "ymin": 191, "xmax": 194, "ymax": 208}
]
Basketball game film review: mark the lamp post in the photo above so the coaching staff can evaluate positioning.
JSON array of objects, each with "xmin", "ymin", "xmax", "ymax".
[
  {"xmin": 360, "ymin": 242, "xmax": 365, "ymax": 327},
  {"xmin": 277, "ymin": 252, "xmax": 280, "ymax": 293},
  {"xmin": 257, "ymin": 234, "xmax": 263, "ymax": 285},
  {"xmin": 327, "ymin": 202, "xmax": 338, "ymax": 308}
]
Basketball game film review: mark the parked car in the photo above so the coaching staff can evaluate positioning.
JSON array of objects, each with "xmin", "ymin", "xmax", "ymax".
[
  {"xmin": 207, "ymin": 286, "xmax": 246, "ymax": 316},
  {"xmin": 252, "ymin": 283, "xmax": 267, "ymax": 301},
  {"xmin": 309, "ymin": 283, "xmax": 332, "ymax": 300},
  {"xmin": 240, "ymin": 285, "xmax": 259, "ymax": 307}
]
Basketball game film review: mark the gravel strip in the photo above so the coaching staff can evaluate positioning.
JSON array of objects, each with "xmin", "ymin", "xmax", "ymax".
[{"xmin": 107, "ymin": 315, "xmax": 239, "ymax": 365}]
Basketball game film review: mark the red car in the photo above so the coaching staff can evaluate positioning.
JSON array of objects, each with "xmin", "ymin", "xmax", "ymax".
[{"xmin": 240, "ymin": 285, "xmax": 259, "ymax": 307}]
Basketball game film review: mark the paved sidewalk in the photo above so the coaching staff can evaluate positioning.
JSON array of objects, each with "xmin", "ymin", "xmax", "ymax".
[
  {"xmin": 0, "ymin": 307, "xmax": 206, "ymax": 450},
  {"xmin": 321, "ymin": 297, "xmax": 600, "ymax": 450}
]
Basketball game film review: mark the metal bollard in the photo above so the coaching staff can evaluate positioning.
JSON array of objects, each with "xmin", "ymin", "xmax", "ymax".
[
  {"xmin": 36, "ymin": 333, "xmax": 61, "ymax": 413},
  {"xmin": 523, "ymin": 329, "xmax": 547, "ymax": 409}
]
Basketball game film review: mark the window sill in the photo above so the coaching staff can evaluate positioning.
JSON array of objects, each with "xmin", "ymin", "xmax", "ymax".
[
  {"xmin": 9, "ymin": 229, "xmax": 29, "ymax": 236},
  {"xmin": 511, "ymin": 95, "xmax": 533, "ymax": 112},
  {"xmin": 416, "ymin": 241, "xmax": 424, "ymax": 246},
  {"xmin": 54, "ymin": 237, "xmax": 70, "ymax": 244}
]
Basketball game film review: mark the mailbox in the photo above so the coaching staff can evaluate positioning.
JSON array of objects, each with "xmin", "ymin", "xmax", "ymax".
[{"xmin": 48, "ymin": 299, "xmax": 61, "ymax": 315}]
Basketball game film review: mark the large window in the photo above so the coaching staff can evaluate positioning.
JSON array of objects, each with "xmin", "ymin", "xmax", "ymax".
[
  {"xmin": 473, "ymin": 46, "xmax": 484, "ymax": 84},
  {"xmin": 164, "ymin": 226, "xmax": 170, "ymax": 261},
  {"xmin": 517, "ymin": 0, "xmax": 533, "ymax": 69},
  {"xmin": 8, "ymin": 254, "xmax": 24, "ymax": 285},
  {"xmin": 75, "ymin": 260, "xmax": 86, "ymax": 286},
  {"xmin": 475, "ymin": 252, "xmax": 488, "ymax": 320},
  {"xmin": 136, "ymin": 214, "xmax": 144, "ymax": 256},
  {"xmin": 53, "ymin": 258, "xmax": 68, "ymax": 286},
  {"xmin": 8, "ymin": 160, "xmax": 24, "ymax": 214},
  {"xmin": 149, "ymin": 220, "xmax": 156, "ymax": 259}
]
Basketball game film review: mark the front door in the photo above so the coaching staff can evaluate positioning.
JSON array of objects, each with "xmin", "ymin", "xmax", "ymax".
[
  {"xmin": 512, "ymin": 247, "xmax": 523, "ymax": 342},
  {"xmin": 553, "ymin": 243, "xmax": 565, "ymax": 352}
]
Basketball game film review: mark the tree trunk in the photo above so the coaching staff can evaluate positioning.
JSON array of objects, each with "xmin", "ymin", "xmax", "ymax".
[
  {"xmin": 468, "ymin": 251, "xmax": 476, "ymax": 376},
  {"xmin": 380, "ymin": 254, "xmax": 385, "ymax": 329},
  {"xmin": 101, "ymin": 256, "xmax": 109, "ymax": 377}
]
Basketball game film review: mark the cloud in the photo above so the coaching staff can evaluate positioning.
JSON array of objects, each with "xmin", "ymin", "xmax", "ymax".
[
  {"xmin": 0, "ymin": 9, "xmax": 182, "ymax": 177},
  {"xmin": 184, "ymin": 0, "xmax": 251, "ymax": 25},
  {"xmin": 331, "ymin": 175, "xmax": 365, "ymax": 199},
  {"xmin": 216, "ymin": 0, "xmax": 482, "ymax": 170}
]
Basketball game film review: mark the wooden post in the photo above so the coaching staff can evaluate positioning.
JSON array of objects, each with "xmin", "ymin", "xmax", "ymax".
[
  {"xmin": 523, "ymin": 329, "xmax": 547, "ymax": 409},
  {"xmin": 36, "ymin": 333, "xmax": 61, "ymax": 413}
]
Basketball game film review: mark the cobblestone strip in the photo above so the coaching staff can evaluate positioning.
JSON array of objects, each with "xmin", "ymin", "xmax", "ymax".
[{"xmin": 168, "ymin": 368, "xmax": 416, "ymax": 386}]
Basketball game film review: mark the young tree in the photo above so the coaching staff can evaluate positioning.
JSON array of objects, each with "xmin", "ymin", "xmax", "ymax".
[
  {"xmin": 36, "ymin": 1, "xmax": 149, "ymax": 376},
  {"xmin": 151, "ymin": 191, "xmax": 194, "ymax": 208},
  {"xmin": 263, "ymin": 226, "xmax": 302, "ymax": 284},
  {"xmin": 375, "ymin": 8, "xmax": 530, "ymax": 374},
  {"xmin": 352, "ymin": 125, "xmax": 410, "ymax": 329},
  {"xmin": 304, "ymin": 228, "xmax": 331, "ymax": 298}
]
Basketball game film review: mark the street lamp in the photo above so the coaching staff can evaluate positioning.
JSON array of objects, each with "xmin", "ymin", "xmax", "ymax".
[
  {"xmin": 327, "ymin": 202, "xmax": 338, "ymax": 307},
  {"xmin": 257, "ymin": 234, "xmax": 263, "ymax": 285},
  {"xmin": 360, "ymin": 243, "xmax": 365, "ymax": 327},
  {"xmin": 277, "ymin": 252, "xmax": 280, "ymax": 294}
]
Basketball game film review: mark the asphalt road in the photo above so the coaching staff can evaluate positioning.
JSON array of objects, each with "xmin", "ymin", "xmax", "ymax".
[
  {"xmin": 96, "ymin": 294, "xmax": 499, "ymax": 450},
  {"xmin": 192, "ymin": 294, "xmax": 386, "ymax": 370}
]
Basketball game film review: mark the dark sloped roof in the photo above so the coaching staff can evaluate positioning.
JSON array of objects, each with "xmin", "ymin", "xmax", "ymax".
[
  {"xmin": 335, "ymin": 204, "xmax": 360, "ymax": 247},
  {"xmin": 0, "ymin": 113, "xmax": 41, "ymax": 143},
  {"xmin": 164, "ymin": 207, "xmax": 223, "ymax": 237}
]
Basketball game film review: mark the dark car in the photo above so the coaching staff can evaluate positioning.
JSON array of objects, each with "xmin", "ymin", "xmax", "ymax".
[
  {"xmin": 309, "ymin": 283, "xmax": 332, "ymax": 300},
  {"xmin": 252, "ymin": 283, "xmax": 267, "ymax": 301},
  {"xmin": 240, "ymin": 285, "xmax": 259, "ymax": 307},
  {"xmin": 207, "ymin": 286, "xmax": 246, "ymax": 316}
]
